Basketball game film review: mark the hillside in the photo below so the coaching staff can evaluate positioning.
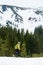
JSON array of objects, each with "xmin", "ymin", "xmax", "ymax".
[{"xmin": 0, "ymin": 5, "xmax": 43, "ymax": 33}]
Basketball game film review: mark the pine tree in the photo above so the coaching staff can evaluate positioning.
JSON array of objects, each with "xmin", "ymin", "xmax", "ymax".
[{"xmin": 20, "ymin": 41, "xmax": 27, "ymax": 57}]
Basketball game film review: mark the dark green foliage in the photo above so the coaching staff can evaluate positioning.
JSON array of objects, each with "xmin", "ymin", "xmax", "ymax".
[
  {"xmin": 0, "ymin": 25, "xmax": 43, "ymax": 57},
  {"xmin": 20, "ymin": 41, "xmax": 27, "ymax": 57},
  {"xmin": 34, "ymin": 26, "xmax": 43, "ymax": 53}
]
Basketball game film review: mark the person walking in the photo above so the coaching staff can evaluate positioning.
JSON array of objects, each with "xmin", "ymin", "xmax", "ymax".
[{"xmin": 14, "ymin": 42, "xmax": 21, "ymax": 57}]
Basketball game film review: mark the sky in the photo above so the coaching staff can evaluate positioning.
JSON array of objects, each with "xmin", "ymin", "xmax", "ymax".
[{"xmin": 0, "ymin": 0, "xmax": 43, "ymax": 8}]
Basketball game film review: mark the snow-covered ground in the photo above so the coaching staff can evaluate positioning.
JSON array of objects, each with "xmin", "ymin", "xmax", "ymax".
[{"xmin": 0, "ymin": 57, "xmax": 43, "ymax": 65}]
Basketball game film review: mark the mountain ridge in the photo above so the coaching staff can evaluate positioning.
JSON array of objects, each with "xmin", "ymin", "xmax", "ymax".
[{"xmin": 0, "ymin": 5, "xmax": 43, "ymax": 33}]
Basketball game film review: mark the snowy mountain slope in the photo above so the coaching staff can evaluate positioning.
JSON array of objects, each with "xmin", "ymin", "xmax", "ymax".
[{"xmin": 0, "ymin": 5, "xmax": 43, "ymax": 33}]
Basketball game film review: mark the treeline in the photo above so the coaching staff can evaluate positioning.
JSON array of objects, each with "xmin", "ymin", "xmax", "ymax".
[{"xmin": 0, "ymin": 25, "xmax": 43, "ymax": 57}]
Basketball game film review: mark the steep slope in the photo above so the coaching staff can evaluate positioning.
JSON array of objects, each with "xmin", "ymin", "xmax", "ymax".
[{"xmin": 0, "ymin": 5, "xmax": 43, "ymax": 33}]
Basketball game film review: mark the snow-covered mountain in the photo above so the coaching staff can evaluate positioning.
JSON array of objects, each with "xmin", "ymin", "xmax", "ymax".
[{"xmin": 0, "ymin": 5, "xmax": 43, "ymax": 33}]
